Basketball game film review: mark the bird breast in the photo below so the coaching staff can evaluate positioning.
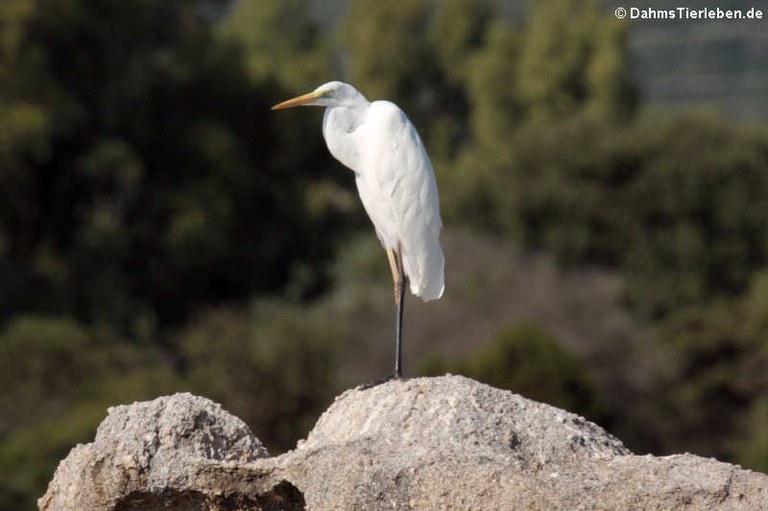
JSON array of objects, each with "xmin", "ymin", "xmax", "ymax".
[{"xmin": 322, "ymin": 105, "xmax": 367, "ymax": 172}]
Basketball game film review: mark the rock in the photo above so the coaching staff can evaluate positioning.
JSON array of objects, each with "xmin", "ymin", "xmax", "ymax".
[
  {"xmin": 39, "ymin": 376, "xmax": 768, "ymax": 510},
  {"xmin": 37, "ymin": 393, "xmax": 303, "ymax": 511}
]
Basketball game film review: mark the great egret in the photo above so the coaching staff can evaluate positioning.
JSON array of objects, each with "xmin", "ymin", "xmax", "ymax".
[{"xmin": 272, "ymin": 81, "xmax": 444, "ymax": 379}]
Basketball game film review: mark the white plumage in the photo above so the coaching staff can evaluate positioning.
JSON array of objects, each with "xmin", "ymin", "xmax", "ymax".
[
  {"xmin": 331, "ymin": 98, "xmax": 444, "ymax": 300},
  {"xmin": 272, "ymin": 80, "xmax": 444, "ymax": 378}
]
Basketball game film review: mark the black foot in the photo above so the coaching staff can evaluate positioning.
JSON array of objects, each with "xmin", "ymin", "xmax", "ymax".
[{"xmin": 355, "ymin": 374, "xmax": 404, "ymax": 391}]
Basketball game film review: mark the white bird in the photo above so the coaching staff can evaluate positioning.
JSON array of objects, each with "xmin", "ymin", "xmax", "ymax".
[{"xmin": 272, "ymin": 81, "xmax": 444, "ymax": 379}]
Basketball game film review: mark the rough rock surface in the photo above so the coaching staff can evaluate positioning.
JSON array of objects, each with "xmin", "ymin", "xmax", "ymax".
[
  {"xmin": 40, "ymin": 375, "xmax": 768, "ymax": 510},
  {"xmin": 37, "ymin": 393, "xmax": 301, "ymax": 510}
]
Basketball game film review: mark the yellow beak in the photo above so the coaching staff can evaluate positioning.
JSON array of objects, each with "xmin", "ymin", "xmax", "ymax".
[{"xmin": 271, "ymin": 90, "xmax": 323, "ymax": 110}]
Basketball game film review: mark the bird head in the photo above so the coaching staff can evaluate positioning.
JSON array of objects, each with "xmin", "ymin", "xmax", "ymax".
[{"xmin": 271, "ymin": 81, "xmax": 362, "ymax": 110}]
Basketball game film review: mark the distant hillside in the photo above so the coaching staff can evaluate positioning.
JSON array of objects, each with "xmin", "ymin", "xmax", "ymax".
[
  {"xmin": 609, "ymin": 0, "xmax": 768, "ymax": 121},
  {"xmin": 302, "ymin": 0, "xmax": 768, "ymax": 121}
]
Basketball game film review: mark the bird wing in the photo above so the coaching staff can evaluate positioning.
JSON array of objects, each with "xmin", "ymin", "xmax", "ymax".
[{"xmin": 355, "ymin": 101, "xmax": 444, "ymax": 301}]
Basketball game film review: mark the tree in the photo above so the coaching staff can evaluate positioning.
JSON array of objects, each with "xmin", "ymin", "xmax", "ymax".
[
  {"xmin": 454, "ymin": 109, "xmax": 768, "ymax": 316},
  {"xmin": 218, "ymin": 0, "xmax": 328, "ymax": 91},
  {"xmin": 515, "ymin": 0, "xmax": 636, "ymax": 123},
  {"xmin": 341, "ymin": 0, "xmax": 496, "ymax": 162},
  {"xmin": 0, "ymin": 0, "xmax": 333, "ymax": 330},
  {"xmin": 440, "ymin": 0, "xmax": 636, "ymax": 228}
]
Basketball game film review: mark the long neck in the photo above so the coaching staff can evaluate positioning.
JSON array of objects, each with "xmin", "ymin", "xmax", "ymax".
[{"xmin": 322, "ymin": 97, "xmax": 370, "ymax": 172}]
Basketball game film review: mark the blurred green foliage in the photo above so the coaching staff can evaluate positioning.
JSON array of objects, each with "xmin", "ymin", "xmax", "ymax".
[
  {"xmin": 422, "ymin": 322, "xmax": 605, "ymax": 422},
  {"xmin": 638, "ymin": 299, "xmax": 768, "ymax": 460},
  {"xmin": 175, "ymin": 303, "xmax": 341, "ymax": 451},
  {"xmin": 735, "ymin": 396, "xmax": 768, "ymax": 473},
  {"xmin": 0, "ymin": 315, "xmax": 178, "ymax": 505},
  {"xmin": 0, "ymin": 0, "xmax": 348, "ymax": 333},
  {"xmin": 498, "ymin": 113, "xmax": 768, "ymax": 316},
  {"xmin": 2, "ymin": 0, "xmax": 768, "ymax": 507}
]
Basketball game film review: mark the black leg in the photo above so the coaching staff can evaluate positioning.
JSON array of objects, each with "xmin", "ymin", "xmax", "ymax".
[
  {"xmin": 394, "ymin": 252, "xmax": 406, "ymax": 379},
  {"xmin": 357, "ymin": 248, "xmax": 407, "ymax": 391}
]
